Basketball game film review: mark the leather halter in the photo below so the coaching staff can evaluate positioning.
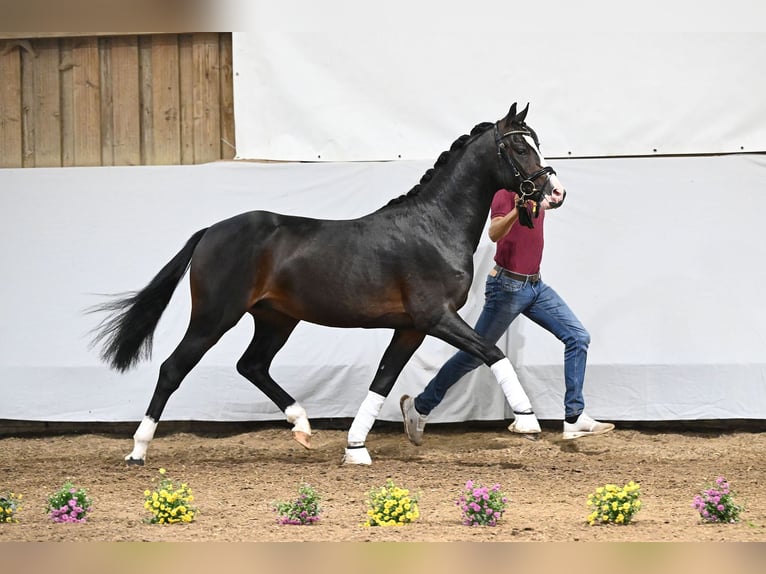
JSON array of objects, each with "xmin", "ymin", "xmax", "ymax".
[{"xmin": 494, "ymin": 124, "xmax": 557, "ymax": 202}]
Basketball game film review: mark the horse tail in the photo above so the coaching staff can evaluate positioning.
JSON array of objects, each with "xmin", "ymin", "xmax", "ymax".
[{"xmin": 88, "ymin": 228, "xmax": 209, "ymax": 372}]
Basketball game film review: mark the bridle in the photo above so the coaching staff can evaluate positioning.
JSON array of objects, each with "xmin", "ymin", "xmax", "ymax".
[{"xmin": 494, "ymin": 123, "xmax": 558, "ymax": 203}]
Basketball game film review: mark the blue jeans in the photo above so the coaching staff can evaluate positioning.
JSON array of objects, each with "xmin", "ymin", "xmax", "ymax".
[{"xmin": 414, "ymin": 273, "xmax": 590, "ymax": 419}]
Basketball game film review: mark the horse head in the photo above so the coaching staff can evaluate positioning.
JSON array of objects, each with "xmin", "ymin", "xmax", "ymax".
[{"xmin": 495, "ymin": 103, "xmax": 566, "ymax": 227}]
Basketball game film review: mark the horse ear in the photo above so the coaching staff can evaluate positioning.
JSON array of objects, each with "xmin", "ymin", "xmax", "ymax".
[
  {"xmin": 499, "ymin": 103, "xmax": 518, "ymax": 129},
  {"xmin": 515, "ymin": 103, "xmax": 529, "ymax": 124}
]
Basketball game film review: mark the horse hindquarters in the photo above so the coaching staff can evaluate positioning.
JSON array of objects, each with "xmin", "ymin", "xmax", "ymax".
[{"xmin": 126, "ymin": 223, "xmax": 270, "ymax": 464}]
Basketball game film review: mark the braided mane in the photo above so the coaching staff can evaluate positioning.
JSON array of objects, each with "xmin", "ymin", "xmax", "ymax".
[{"xmin": 382, "ymin": 122, "xmax": 495, "ymax": 208}]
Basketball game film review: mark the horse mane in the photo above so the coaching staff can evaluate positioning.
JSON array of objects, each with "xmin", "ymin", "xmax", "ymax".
[{"xmin": 381, "ymin": 122, "xmax": 495, "ymax": 208}]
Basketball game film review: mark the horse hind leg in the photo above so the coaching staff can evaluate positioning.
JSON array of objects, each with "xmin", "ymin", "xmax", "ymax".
[
  {"xmin": 236, "ymin": 311, "xmax": 311, "ymax": 447},
  {"xmin": 343, "ymin": 328, "xmax": 425, "ymax": 465},
  {"xmin": 126, "ymin": 313, "xmax": 241, "ymax": 465}
]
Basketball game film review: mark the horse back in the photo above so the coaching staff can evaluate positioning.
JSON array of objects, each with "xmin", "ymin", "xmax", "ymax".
[{"xmin": 186, "ymin": 210, "xmax": 473, "ymax": 329}]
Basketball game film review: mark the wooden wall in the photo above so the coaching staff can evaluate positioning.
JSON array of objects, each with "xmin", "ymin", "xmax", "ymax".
[{"xmin": 0, "ymin": 33, "xmax": 235, "ymax": 168}]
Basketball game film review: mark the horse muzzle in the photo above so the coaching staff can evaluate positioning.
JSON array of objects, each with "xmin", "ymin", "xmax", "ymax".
[{"xmin": 542, "ymin": 188, "xmax": 566, "ymax": 210}]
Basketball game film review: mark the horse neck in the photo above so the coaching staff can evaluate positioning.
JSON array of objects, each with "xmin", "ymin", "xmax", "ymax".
[{"xmin": 415, "ymin": 130, "xmax": 504, "ymax": 250}]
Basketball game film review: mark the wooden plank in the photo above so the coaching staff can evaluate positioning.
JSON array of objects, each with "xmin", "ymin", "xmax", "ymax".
[
  {"xmin": 99, "ymin": 38, "xmax": 114, "ymax": 165},
  {"xmin": 21, "ymin": 43, "xmax": 35, "ymax": 167},
  {"xmin": 32, "ymin": 38, "xmax": 62, "ymax": 167},
  {"xmin": 0, "ymin": 33, "xmax": 164, "ymax": 40},
  {"xmin": 60, "ymin": 38, "xmax": 74, "ymax": 166},
  {"xmin": 110, "ymin": 36, "xmax": 141, "ymax": 166},
  {"xmin": 219, "ymin": 33, "xmax": 235, "ymax": 160},
  {"xmin": 178, "ymin": 34, "xmax": 194, "ymax": 165},
  {"xmin": 139, "ymin": 36, "xmax": 153, "ymax": 165},
  {"xmin": 150, "ymin": 34, "xmax": 181, "ymax": 165},
  {"xmin": 192, "ymin": 33, "xmax": 221, "ymax": 163},
  {"xmin": 0, "ymin": 42, "xmax": 23, "ymax": 167},
  {"xmin": 72, "ymin": 37, "xmax": 102, "ymax": 165}
]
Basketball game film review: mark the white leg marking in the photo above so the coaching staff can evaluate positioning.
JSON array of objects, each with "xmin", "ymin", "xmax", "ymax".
[
  {"xmin": 285, "ymin": 403, "xmax": 311, "ymax": 436},
  {"xmin": 342, "ymin": 391, "xmax": 386, "ymax": 465},
  {"xmin": 347, "ymin": 391, "xmax": 385, "ymax": 446},
  {"xmin": 491, "ymin": 358, "xmax": 532, "ymax": 413},
  {"xmin": 125, "ymin": 416, "xmax": 157, "ymax": 462}
]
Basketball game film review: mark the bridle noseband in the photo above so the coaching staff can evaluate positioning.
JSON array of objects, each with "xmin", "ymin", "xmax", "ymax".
[{"xmin": 494, "ymin": 124, "xmax": 557, "ymax": 202}]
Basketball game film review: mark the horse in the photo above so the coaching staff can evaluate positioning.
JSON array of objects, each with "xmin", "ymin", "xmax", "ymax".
[{"xmin": 89, "ymin": 102, "xmax": 565, "ymax": 465}]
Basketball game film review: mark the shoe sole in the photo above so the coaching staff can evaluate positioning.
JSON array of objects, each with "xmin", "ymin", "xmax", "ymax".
[
  {"xmin": 399, "ymin": 395, "xmax": 423, "ymax": 446},
  {"xmin": 561, "ymin": 426, "xmax": 615, "ymax": 440}
]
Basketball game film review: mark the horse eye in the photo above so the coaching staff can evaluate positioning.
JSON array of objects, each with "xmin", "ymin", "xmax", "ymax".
[{"xmin": 513, "ymin": 144, "xmax": 528, "ymax": 154}]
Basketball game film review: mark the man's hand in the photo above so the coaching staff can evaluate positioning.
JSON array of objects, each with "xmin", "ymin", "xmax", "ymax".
[{"xmin": 515, "ymin": 197, "xmax": 539, "ymax": 228}]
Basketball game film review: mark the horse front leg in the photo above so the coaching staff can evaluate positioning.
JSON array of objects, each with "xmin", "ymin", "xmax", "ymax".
[
  {"xmin": 429, "ymin": 311, "xmax": 540, "ymax": 435},
  {"xmin": 343, "ymin": 329, "xmax": 426, "ymax": 465}
]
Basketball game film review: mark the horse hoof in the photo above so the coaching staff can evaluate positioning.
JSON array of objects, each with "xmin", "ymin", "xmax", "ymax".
[
  {"xmin": 342, "ymin": 446, "xmax": 371, "ymax": 465},
  {"xmin": 125, "ymin": 457, "xmax": 145, "ymax": 466},
  {"xmin": 293, "ymin": 431, "xmax": 312, "ymax": 449}
]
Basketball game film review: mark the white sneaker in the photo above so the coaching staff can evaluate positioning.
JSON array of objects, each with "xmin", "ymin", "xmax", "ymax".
[
  {"xmin": 562, "ymin": 412, "xmax": 614, "ymax": 440},
  {"xmin": 507, "ymin": 411, "xmax": 541, "ymax": 435},
  {"xmin": 400, "ymin": 395, "xmax": 427, "ymax": 446}
]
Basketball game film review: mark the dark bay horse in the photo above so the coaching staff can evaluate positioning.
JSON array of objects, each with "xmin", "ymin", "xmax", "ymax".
[{"xmin": 90, "ymin": 103, "xmax": 565, "ymax": 465}]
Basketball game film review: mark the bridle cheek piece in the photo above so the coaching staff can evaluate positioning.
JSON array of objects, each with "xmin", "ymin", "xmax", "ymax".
[
  {"xmin": 494, "ymin": 123, "xmax": 561, "ymax": 228},
  {"xmin": 494, "ymin": 124, "xmax": 557, "ymax": 203}
]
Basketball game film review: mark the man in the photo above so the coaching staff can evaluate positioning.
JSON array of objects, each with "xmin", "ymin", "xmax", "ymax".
[{"xmin": 400, "ymin": 188, "xmax": 614, "ymax": 444}]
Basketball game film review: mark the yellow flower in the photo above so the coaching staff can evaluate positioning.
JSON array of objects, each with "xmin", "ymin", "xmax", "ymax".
[
  {"xmin": 616, "ymin": 514, "xmax": 625, "ymax": 523},
  {"xmin": 159, "ymin": 468, "xmax": 167, "ymax": 475}
]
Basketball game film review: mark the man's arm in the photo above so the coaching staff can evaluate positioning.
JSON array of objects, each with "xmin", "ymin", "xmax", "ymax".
[{"xmin": 488, "ymin": 208, "xmax": 520, "ymax": 243}]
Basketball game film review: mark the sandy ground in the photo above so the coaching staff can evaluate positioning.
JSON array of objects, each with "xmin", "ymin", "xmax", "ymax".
[{"xmin": 1, "ymin": 424, "xmax": 765, "ymax": 542}]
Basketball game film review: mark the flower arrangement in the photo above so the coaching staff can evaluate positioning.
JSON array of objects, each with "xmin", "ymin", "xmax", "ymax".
[
  {"xmin": 364, "ymin": 479, "xmax": 419, "ymax": 527},
  {"xmin": 46, "ymin": 481, "xmax": 92, "ymax": 523},
  {"xmin": 586, "ymin": 480, "xmax": 641, "ymax": 525},
  {"xmin": 273, "ymin": 483, "xmax": 322, "ymax": 525},
  {"xmin": 692, "ymin": 476, "xmax": 743, "ymax": 524},
  {"xmin": 143, "ymin": 468, "xmax": 196, "ymax": 524},
  {"xmin": 0, "ymin": 492, "xmax": 23, "ymax": 523},
  {"xmin": 456, "ymin": 480, "xmax": 508, "ymax": 526}
]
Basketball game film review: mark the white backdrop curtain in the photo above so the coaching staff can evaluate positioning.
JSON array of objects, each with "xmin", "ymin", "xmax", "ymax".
[{"xmin": 2, "ymin": 156, "xmax": 765, "ymax": 423}]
